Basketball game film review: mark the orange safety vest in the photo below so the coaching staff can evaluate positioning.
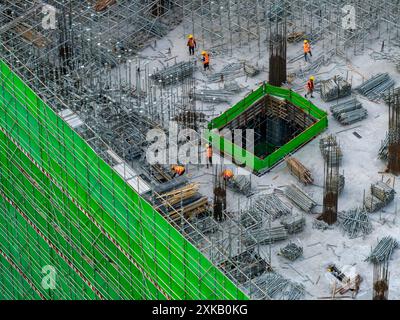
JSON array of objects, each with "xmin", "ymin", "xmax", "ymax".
[
  {"xmin": 203, "ymin": 53, "xmax": 210, "ymax": 64},
  {"xmin": 187, "ymin": 38, "xmax": 196, "ymax": 48},
  {"xmin": 206, "ymin": 146, "xmax": 213, "ymax": 158},
  {"xmin": 304, "ymin": 42, "xmax": 311, "ymax": 53},
  {"xmin": 173, "ymin": 166, "xmax": 185, "ymax": 175},
  {"xmin": 307, "ymin": 80, "xmax": 314, "ymax": 91},
  {"xmin": 222, "ymin": 169, "xmax": 234, "ymax": 179}
]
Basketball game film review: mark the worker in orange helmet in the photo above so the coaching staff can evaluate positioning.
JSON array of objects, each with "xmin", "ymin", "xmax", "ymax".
[
  {"xmin": 201, "ymin": 50, "xmax": 210, "ymax": 71},
  {"xmin": 171, "ymin": 165, "xmax": 186, "ymax": 178},
  {"xmin": 305, "ymin": 76, "xmax": 315, "ymax": 99},
  {"xmin": 222, "ymin": 169, "xmax": 234, "ymax": 181},
  {"xmin": 206, "ymin": 144, "xmax": 213, "ymax": 168},
  {"xmin": 303, "ymin": 40, "xmax": 312, "ymax": 62},
  {"xmin": 187, "ymin": 34, "xmax": 197, "ymax": 56}
]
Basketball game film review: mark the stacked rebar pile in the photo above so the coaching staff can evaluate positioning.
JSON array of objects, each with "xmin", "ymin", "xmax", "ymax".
[
  {"xmin": 193, "ymin": 89, "xmax": 232, "ymax": 103},
  {"xmin": 356, "ymin": 73, "xmax": 395, "ymax": 101},
  {"xmin": 330, "ymin": 98, "xmax": 367, "ymax": 125},
  {"xmin": 365, "ymin": 181, "xmax": 395, "ymax": 213},
  {"xmin": 320, "ymin": 76, "xmax": 352, "ymax": 102},
  {"xmin": 219, "ymin": 251, "xmax": 268, "ymax": 283},
  {"xmin": 279, "ymin": 242, "xmax": 303, "ymax": 261},
  {"xmin": 319, "ymin": 135, "xmax": 343, "ymax": 166},
  {"xmin": 366, "ymin": 237, "xmax": 399, "ymax": 264},
  {"xmin": 284, "ymin": 184, "xmax": 317, "ymax": 213},
  {"xmin": 338, "ymin": 208, "xmax": 373, "ymax": 239},
  {"xmin": 252, "ymin": 193, "xmax": 291, "ymax": 220},
  {"xmin": 243, "ymin": 226, "xmax": 288, "ymax": 247},
  {"xmin": 371, "ymin": 181, "xmax": 395, "ymax": 204},
  {"xmin": 207, "ymin": 62, "xmax": 244, "ymax": 82},
  {"xmin": 224, "ymin": 81, "xmax": 242, "ymax": 92},
  {"xmin": 312, "ymin": 219, "xmax": 334, "ymax": 230},
  {"xmin": 240, "ymin": 209, "xmax": 264, "ymax": 229},
  {"xmin": 256, "ymin": 273, "xmax": 305, "ymax": 300},
  {"xmin": 330, "ymin": 98, "xmax": 363, "ymax": 117},
  {"xmin": 227, "ymin": 175, "xmax": 252, "ymax": 196},
  {"xmin": 364, "ymin": 194, "xmax": 385, "ymax": 213},
  {"xmin": 150, "ymin": 61, "xmax": 194, "ymax": 86},
  {"xmin": 280, "ymin": 214, "xmax": 306, "ymax": 234},
  {"xmin": 286, "ymin": 157, "xmax": 314, "ymax": 184}
]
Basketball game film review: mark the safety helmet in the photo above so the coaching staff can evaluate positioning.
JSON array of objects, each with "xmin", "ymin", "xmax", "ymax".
[
  {"xmin": 188, "ymin": 34, "xmax": 193, "ymax": 39},
  {"xmin": 310, "ymin": 76, "xmax": 315, "ymax": 81},
  {"xmin": 201, "ymin": 50, "xmax": 207, "ymax": 55},
  {"xmin": 304, "ymin": 40, "xmax": 308, "ymax": 43}
]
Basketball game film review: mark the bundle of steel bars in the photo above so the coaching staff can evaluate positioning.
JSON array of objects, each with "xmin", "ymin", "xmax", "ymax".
[
  {"xmin": 284, "ymin": 184, "xmax": 317, "ymax": 213},
  {"xmin": 330, "ymin": 98, "xmax": 363, "ymax": 118},
  {"xmin": 252, "ymin": 193, "xmax": 291, "ymax": 220},
  {"xmin": 371, "ymin": 181, "xmax": 395, "ymax": 204},
  {"xmin": 279, "ymin": 242, "xmax": 303, "ymax": 261},
  {"xmin": 254, "ymin": 273, "xmax": 305, "ymax": 300},
  {"xmin": 338, "ymin": 208, "xmax": 373, "ymax": 239},
  {"xmin": 320, "ymin": 76, "xmax": 352, "ymax": 102},
  {"xmin": 366, "ymin": 237, "xmax": 399, "ymax": 264},
  {"xmin": 280, "ymin": 214, "xmax": 306, "ymax": 234},
  {"xmin": 193, "ymin": 89, "xmax": 232, "ymax": 103},
  {"xmin": 356, "ymin": 73, "xmax": 395, "ymax": 101},
  {"xmin": 243, "ymin": 226, "xmax": 289, "ymax": 247},
  {"xmin": 150, "ymin": 61, "xmax": 195, "ymax": 86}
]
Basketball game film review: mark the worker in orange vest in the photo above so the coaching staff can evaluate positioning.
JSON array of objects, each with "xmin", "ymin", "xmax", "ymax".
[
  {"xmin": 303, "ymin": 40, "xmax": 312, "ymax": 62},
  {"xmin": 187, "ymin": 34, "xmax": 197, "ymax": 56},
  {"xmin": 305, "ymin": 76, "xmax": 315, "ymax": 98},
  {"xmin": 171, "ymin": 165, "xmax": 185, "ymax": 178},
  {"xmin": 201, "ymin": 51, "xmax": 210, "ymax": 71},
  {"xmin": 206, "ymin": 144, "xmax": 213, "ymax": 168},
  {"xmin": 222, "ymin": 169, "xmax": 234, "ymax": 181}
]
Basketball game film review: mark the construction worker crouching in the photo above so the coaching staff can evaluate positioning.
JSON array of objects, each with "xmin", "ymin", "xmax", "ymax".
[
  {"xmin": 201, "ymin": 51, "xmax": 210, "ymax": 71},
  {"xmin": 222, "ymin": 169, "xmax": 234, "ymax": 181},
  {"xmin": 187, "ymin": 34, "xmax": 197, "ymax": 56},
  {"xmin": 171, "ymin": 165, "xmax": 185, "ymax": 178},
  {"xmin": 206, "ymin": 144, "xmax": 213, "ymax": 168},
  {"xmin": 305, "ymin": 76, "xmax": 315, "ymax": 99},
  {"xmin": 303, "ymin": 40, "xmax": 312, "ymax": 62}
]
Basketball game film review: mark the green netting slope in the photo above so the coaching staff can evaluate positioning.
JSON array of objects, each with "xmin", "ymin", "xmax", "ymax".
[{"xmin": 0, "ymin": 59, "xmax": 248, "ymax": 300}]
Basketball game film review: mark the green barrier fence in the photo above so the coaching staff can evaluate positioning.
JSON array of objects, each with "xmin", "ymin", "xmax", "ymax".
[
  {"xmin": 207, "ymin": 83, "xmax": 328, "ymax": 172},
  {"xmin": 0, "ymin": 59, "xmax": 248, "ymax": 300}
]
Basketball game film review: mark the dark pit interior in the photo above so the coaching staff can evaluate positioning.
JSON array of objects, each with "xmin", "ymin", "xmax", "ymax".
[{"xmin": 221, "ymin": 95, "xmax": 317, "ymax": 159}]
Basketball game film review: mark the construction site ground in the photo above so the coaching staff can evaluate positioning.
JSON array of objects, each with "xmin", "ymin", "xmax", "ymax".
[{"xmin": 138, "ymin": 23, "xmax": 400, "ymax": 299}]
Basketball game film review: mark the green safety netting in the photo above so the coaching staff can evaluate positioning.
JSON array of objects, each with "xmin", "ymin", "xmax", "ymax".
[
  {"xmin": 207, "ymin": 83, "xmax": 328, "ymax": 172},
  {"xmin": 0, "ymin": 59, "xmax": 248, "ymax": 300}
]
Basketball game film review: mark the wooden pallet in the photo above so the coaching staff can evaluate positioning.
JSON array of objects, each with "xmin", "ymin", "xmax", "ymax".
[
  {"xmin": 94, "ymin": 0, "xmax": 117, "ymax": 12},
  {"xmin": 286, "ymin": 156, "xmax": 313, "ymax": 185},
  {"xmin": 13, "ymin": 23, "xmax": 48, "ymax": 48}
]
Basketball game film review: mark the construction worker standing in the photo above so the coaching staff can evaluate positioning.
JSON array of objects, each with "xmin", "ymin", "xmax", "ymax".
[
  {"xmin": 303, "ymin": 40, "xmax": 312, "ymax": 62},
  {"xmin": 187, "ymin": 34, "xmax": 197, "ymax": 56},
  {"xmin": 171, "ymin": 165, "xmax": 185, "ymax": 178},
  {"xmin": 305, "ymin": 76, "xmax": 315, "ymax": 98},
  {"xmin": 222, "ymin": 169, "xmax": 234, "ymax": 181},
  {"xmin": 206, "ymin": 144, "xmax": 213, "ymax": 168},
  {"xmin": 201, "ymin": 51, "xmax": 210, "ymax": 71}
]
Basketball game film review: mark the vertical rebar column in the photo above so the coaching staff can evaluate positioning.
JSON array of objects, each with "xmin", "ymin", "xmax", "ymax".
[
  {"xmin": 213, "ymin": 165, "xmax": 227, "ymax": 222},
  {"xmin": 321, "ymin": 136, "xmax": 340, "ymax": 225},
  {"xmin": 373, "ymin": 261, "xmax": 389, "ymax": 300},
  {"xmin": 388, "ymin": 92, "xmax": 400, "ymax": 174},
  {"xmin": 268, "ymin": 19, "xmax": 287, "ymax": 87}
]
